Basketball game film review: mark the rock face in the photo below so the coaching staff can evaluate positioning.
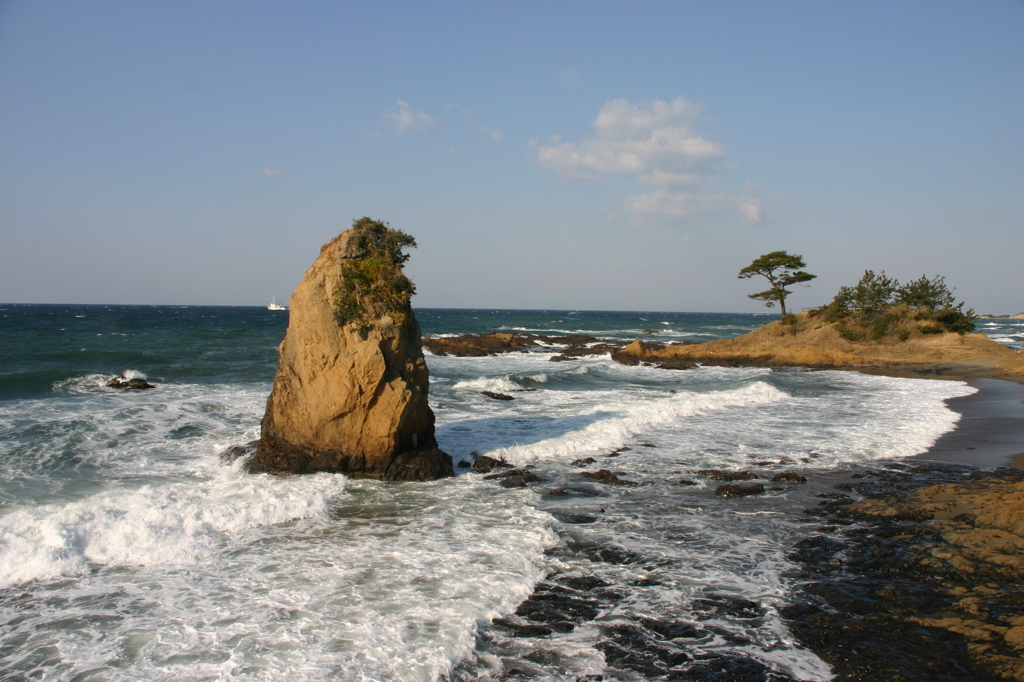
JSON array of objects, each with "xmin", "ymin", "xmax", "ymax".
[{"xmin": 249, "ymin": 220, "xmax": 453, "ymax": 481}]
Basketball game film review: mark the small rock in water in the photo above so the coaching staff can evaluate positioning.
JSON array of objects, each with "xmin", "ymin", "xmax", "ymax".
[
  {"xmin": 481, "ymin": 391, "xmax": 514, "ymax": 401},
  {"xmin": 677, "ymin": 479, "xmax": 698, "ymax": 486},
  {"xmin": 483, "ymin": 468, "xmax": 534, "ymax": 481},
  {"xmin": 580, "ymin": 469, "xmax": 638, "ymax": 486},
  {"xmin": 697, "ymin": 469, "xmax": 759, "ymax": 481},
  {"xmin": 473, "ymin": 455, "xmax": 512, "ymax": 473},
  {"xmin": 457, "ymin": 460, "xmax": 472, "ymax": 468},
  {"xmin": 771, "ymin": 471, "xmax": 808, "ymax": 483},
  {"xmin": 570, "ymin": 457, "xmax": 597, "ymax": 466},
  {"xmin": 107, "ymin": 376, "xmax": 155, "ymax": 390},
  {"xmin": 715, "ymin": 484, "xmax": 765, "ymax": 498},
  {"xmin": 219, "ymin": 441, "xmax": 257, "ymax": 464},
  {"xmin": 548, "ymin": 488, "xmax": 571, "ymax": 497},
  {"xmin": 639, "ymin": 443, "xmax": 656, "ymax": 448},
  {"xmin": 484, "ymin": 468, "xmax": 542, "ymax": 488}
]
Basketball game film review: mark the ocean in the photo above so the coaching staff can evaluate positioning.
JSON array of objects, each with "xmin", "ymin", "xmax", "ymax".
[{"xmin": 1, "ymin": 304, "xmax": 1021, "ymax": 681}]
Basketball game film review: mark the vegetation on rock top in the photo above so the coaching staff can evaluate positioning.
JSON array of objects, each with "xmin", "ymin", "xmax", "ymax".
[
  {"xmin": 815, "ymin": 270, "xmax": 978, "ymax": 341},
  {"xmin": 334, "ymin": 217, "xmax": 417, "ymax": 333}
]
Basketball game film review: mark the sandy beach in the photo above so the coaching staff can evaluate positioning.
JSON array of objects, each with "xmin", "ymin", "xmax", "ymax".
[{"xmin": 847, "ymin": 364, "xmax": 1024, "ymax": 469}]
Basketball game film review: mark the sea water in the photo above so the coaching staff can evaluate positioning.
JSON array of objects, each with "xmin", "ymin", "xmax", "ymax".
[{"xmin": 0, "ymin": 305, "xmax": 1015, "ymax": 681}]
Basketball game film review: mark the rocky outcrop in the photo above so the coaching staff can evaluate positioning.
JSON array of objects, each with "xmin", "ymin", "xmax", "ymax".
[
  {"xmin": 107, "ymin": 376, "xmax": 155, "ymax": 390},
  {"xmin": 423, "ymin": 332, "xmax": 617, "ymax": 357},
  {"xmin": 249, "ymin": 220, "xmax": 452, "ymax": 481},
  {"xmin": 785, "ymin": 466, "xmax": 1024, "ymax": 681},
  {"xmin": 611, "ymin": 312, "xmax": 1017, "ymax": 371}
]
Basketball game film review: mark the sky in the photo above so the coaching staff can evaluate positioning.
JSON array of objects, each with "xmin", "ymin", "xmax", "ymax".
[{"xmin": 1, "ymin": 1, "xmax": 1021, "ymax": 313}]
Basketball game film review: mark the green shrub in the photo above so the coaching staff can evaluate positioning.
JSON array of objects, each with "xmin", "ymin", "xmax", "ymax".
[
  {"xmin": 930, "ymin": 305, "xmax": 977, "ymax": 334},
  {"xmin": 869, "ymin": 312, "xmax": 901, "ymax": 341},
  {"xmin": 333, "ymin": 217, "xmax": 417, "ymax": 333},
  {"xmin": 822, "ymin": 270, "xmax": 976, "ymax": 340}
]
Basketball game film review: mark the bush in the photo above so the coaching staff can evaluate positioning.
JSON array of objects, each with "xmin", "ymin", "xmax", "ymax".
[
  {"xmin": 821, "ymin": 270, "xmax": 976, "ymax": 339},
  {"xmin": 930, "ymin": 305, "xmax": 977, "ymax": 334},
  {"xmin": 840, "ymin": 328, "xmax": 865, "ymax": 342},
  {"xmin": 869, "ymin": 312, "xmax": 901, "ymax": 341},
  {"xmin": 333, "ymin": 217, "xmax": 417, "ymax": 333}
]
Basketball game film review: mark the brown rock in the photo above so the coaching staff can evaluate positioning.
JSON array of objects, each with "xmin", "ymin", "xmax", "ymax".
[
  {"xmin": 481, "ymin": 391, "xmax": 514, "ymax": 401},
  {"xmin": 473, "ymin": 455, "xmax": 511, "ymax": 473},
  {"xmin": 771, "ymin": 471, "xmax": 808, "ymax": 483},
  {"xmin": 715, "ymin": 484, "xmax": 765, "ymax": 498},
  {"xmin": 107, "ymin": 376, "xmax": 155, "ymax": 390},
  {"xmin": 698, "ymin": 469, "xmax": 759, "ymax": 481},
  {"xmin": 249, "ymin": 220, "xmax": 452, "ymax": 481},
  {"xmin": 580, "ymin": 469, "xmax": 638, "ymax": 486}
]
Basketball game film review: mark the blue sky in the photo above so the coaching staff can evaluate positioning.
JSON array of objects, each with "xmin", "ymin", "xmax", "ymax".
[{"xmin": 1, "ymin": 1, "xmax": 1021, "ymax": 313}]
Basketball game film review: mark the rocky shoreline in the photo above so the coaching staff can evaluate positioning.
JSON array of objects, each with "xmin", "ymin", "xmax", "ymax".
[
  {"xmin": 785, "ymin": 463, "xmax": 1024, "ymax": 681},
  {"xmin": 429, "ymin": 330, "xmax": 1024, "ymax": 679}
]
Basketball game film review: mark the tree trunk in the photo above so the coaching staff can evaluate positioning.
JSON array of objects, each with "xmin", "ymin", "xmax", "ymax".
[{"xmin": 780, "ymin": 299, "xmax": 787, "ymax": 320}]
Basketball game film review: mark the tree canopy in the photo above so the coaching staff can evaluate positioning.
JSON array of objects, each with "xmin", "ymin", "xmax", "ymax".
[
  {"xmin": 737, "ymin": 251, "xmax": 816, "ymax": 320},
  {"xmin": 819, "ymin": 271, "xmax": 977, "ymax": 338}
]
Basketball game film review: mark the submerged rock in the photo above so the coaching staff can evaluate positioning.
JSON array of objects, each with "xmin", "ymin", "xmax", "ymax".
[
  {"xmin": 580, "ymin": 469, "xmax": 638, "ymax": 486},
  {"xmin": 107, "ymin": 376, "xmax": 155, "ymax": 390},
  {"xmin": 481, "ymin": 390, "xmax": 514, "ymax": 401},
  {"xmin": 697, "ymin": 469, "xmax": 758, "ymax": 481},
  {"xmin": 248, "ymin": 219, "xmax": 452, "ymax": 481},
  {"xmin": 715, "ymin": 484, "xmax": 765, "ymax": 498},
  {"xmin": 771, "ymin": 471, "xmax": 808, "ymax": 483},
  {"xmin": 473, "ymin": 455, "xmax": 512, "ymax": 473}
]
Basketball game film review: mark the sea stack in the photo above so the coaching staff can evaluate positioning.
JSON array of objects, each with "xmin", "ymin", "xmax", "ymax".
[{"xmin": 249, "ymin": 218, "xmax": 453, "ymax": 481}]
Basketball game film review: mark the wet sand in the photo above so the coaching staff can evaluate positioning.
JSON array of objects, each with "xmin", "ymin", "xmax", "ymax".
[
  {"xmin": 850, "ymin": 364, "xmax": 1024, "ymax": 469},
  {"xmin": 920, "ymin": 378, "xmax": 1024, "ymax": 468}
]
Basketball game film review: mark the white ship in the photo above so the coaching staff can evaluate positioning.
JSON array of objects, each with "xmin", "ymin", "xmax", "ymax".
[{"xmin": 267, "ymin": 297, "xmax": 286, "ymax": 311}]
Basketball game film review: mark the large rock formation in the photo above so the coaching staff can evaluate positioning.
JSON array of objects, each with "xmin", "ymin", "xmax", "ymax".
[{"xmin": 249, "ymin": 218, "xmax": 453, "ymax": 481}]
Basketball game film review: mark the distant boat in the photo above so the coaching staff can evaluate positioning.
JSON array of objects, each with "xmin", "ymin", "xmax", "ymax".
[{"xmin": 268, "ymin": 297, "xmax": 286, "ymax": 311}]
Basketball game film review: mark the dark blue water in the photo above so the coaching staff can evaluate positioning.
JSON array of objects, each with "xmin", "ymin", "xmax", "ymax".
[{"xmin": 0, "ymin": 305, "xmax": 771, "ymax": 401}]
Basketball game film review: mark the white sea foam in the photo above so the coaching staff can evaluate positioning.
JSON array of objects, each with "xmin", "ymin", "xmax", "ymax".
[
  {"xmin": 470, "ymin": 382, "xmax": 789, "ymax": 466},
  {"xmin": 452, "ymin": 372, "xmax": 548, "ymax": 393},
  {"xmin": 0, "ymin": 467, "xmax": 347, "ymax": 588}
]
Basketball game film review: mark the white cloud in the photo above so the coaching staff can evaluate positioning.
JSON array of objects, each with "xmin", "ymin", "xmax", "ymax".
[
  {"xmin": 624, "ymin": 189, "xmax": 763, "ymax": 226},
  {"xmin": 263, "ymin": 167, "xmax": 280, "ymax": 177},
  {"xmin": 737, "ymin": 197, "xmax": 762, "ymax": 222},
  {"xmin": 537, "ymin": 97, "xmax": 724, "ymax": 181},
  {"xmin": 622, "ymin": 188, "xmax": 761, "ymax": 225},
  {"xmin": 538, "ymin": 97, "xmax": 762, "ymax": 224},
  {"xmin": 382, "ymin": 100, "xmax": 436, "ymax": 135},
  {"xmin": 624, "ymin": 189, "xmax": 733, "ymax": 221}
]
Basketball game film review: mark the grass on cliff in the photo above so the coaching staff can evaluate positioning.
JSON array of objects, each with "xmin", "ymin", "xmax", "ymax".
[
  {"xmin": 810, "ymin": 271, "xmax": 977, "ymax": 342},
  {"xmin": 334, "ymin": 217, "xmax": 416, "ymax": 334}
]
